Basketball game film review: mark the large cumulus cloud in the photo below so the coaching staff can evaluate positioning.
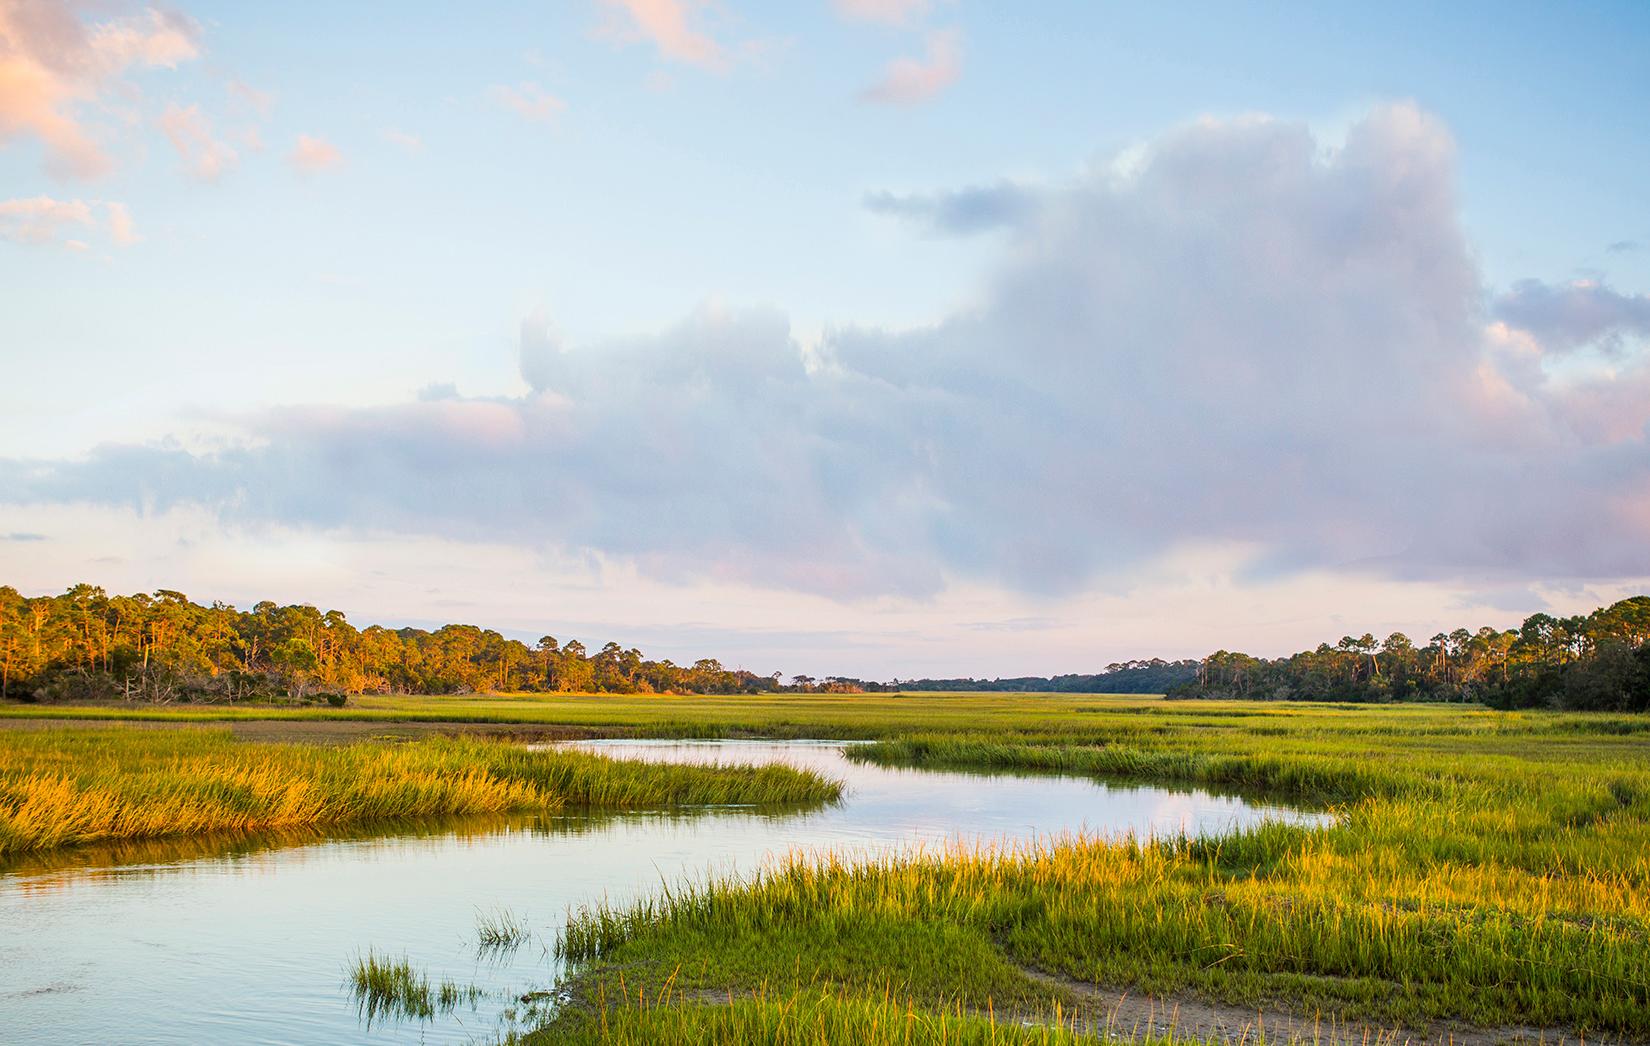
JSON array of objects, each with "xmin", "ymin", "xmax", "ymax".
[{"xmin": 5, "ymin": 103, "xmax": 1648, "ymax": 597}]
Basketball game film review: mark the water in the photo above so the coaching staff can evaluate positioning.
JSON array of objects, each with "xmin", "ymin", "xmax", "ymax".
[{"xmin": 0, "ymin": 740, "xmax": 1323, "ymax": 1044}]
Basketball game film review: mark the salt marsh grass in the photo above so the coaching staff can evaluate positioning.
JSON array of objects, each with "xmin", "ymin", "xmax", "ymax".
[
  {"xmin": 347, "ymin": 951, "xmax": 483, "ymax": 1026},
  {"xmin": 476, "ymin": 907, "xmax": 532, "ymax": 951},
  {"xmin": 0, "ymin": 726, "xmax": 842, "ymax": 857},
  {"xmin": 544, "ymin": 699, "xmax": 1650, "ymax": 1039}
]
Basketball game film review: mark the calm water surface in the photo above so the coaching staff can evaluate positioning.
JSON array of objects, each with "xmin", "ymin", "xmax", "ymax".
[{"xmin": 1, "ymin": 739, "xmax": 1323, "ymax": 1044}]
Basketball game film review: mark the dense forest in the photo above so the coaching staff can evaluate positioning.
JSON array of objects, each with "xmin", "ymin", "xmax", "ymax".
[
  {"xmin": 1171, "ymin": 597, "xmax": 1650, "ymax": 711},
  {"xmin": 895, "ymin": 660, "xmax": 1198, "ymax": 694},
  {"xmin": 0, "ymin": 584, "xmax": 879, "ymax": 704}
]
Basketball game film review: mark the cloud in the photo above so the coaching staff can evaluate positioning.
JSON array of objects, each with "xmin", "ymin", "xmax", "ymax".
[
  {"xmin": 1493, "ymin": 278, "xmax": 1650, "ymax": 354},
  {"xmin": 489, "ymin": 81, "xmax": 566, "ymax": 123},
  {"xmin": 597, "ymin": 0, "xmax": 727, "ymax": 70},
  {"xmin": 1606, "ymin": 240, "xmax": 1642, "ymax": 254},
  {"xmin": 289, "ymin": 133, "xmax": 342, "ymax": 174},
  {"xmin": 103, "ymin": 199, "xmax": 136, "ymax": 244},
  {"xmin": 1, "ymin": 531, "xmax": 47, "ymax": 542},
  {"xmin": 160, "ymin": 102, "xmax": 237, "ymax": 180},
  {"xmin": 863, "ymin": 179, "xmax": 1037, "ymax": 235},
  {"xmin": 834, "ymin": 0, "xmax": 932, "ymax": 25},
  {"xmin": 6, "ymin": 104, "xmax": 1649, "ymax": 600},
  {"xmin": 0, "ymin": 193, "xmax": 91, "ymax": 244},
  {"xmin": 0, "ymin": 193, "xmax": 135, "ymax": 248},
  {"xmin": 382, "ymin": 127, "xmax": 423, "ymax": 151},
  {"xmin": 859, "ymin": 27, "xmax": 961, "ymax": 105},
  {"xmin": 225, "ymin": 78, "xmax": 274, "ymax": 117},
  {"xmin": 0, "ymin": 2, "xmax": 201, "ymax": 178}
]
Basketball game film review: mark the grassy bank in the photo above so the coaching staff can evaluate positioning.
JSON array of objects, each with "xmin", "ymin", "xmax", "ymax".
[
  {"xmin": 533, "ymin": 699, "xmax": 1650, "ymax": 1041},
  {"xmin": 0, "ymin": 726, "xmax": 842, "ymax": 857},
  {"xmin": 518, "ymin": 981, "xmax": 1112, "ymax": 1046}
]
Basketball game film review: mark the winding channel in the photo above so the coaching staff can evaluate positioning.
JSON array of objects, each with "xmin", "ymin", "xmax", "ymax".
[{"xmin": 1, "ymin": 739, "xmax": 1326, "ymax": 1044}]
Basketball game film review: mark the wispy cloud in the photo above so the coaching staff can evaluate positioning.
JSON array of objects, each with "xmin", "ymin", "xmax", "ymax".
[
  {"xmin": 225, "ymin": 78, "xmax": 275, "ymax": 118},
  {"xmin": 597, "ymin": 0, "xmax": 728, "ymax": 71},
  {"xmin": 863, "ymin": 179, "xmax": 1036, "ymax": 235},
  {"xmin": 160, "ymin": 103, "xmax": 238, "ymax": 181},
  {"xmin": 104, "ymin": 200, "xmax": 138, "ymax": 245},
  {"xmin": 860, "ymin": 28, "xmax": 961, "ymax": 105},
  {"xmin": 288, "ymin": 134, "xmax": 342, "ymax": 174},
  {"xmin": 489, "ymin": 81, "xmax": 567, "ymax": 124},
  {"xmin": 381, "ymin": 128, "xmax": 423, "ymax": 152},
  {"xmin": 0, "ymin": 3, "xmax": 201, "ymax": 178},
  {"xmin": 0, "ymin": 195, "xmax": 136, "ymax": 249},
  {"xmin": 834, "ymin": 0, "xmax": 932, "ymax": 26}
]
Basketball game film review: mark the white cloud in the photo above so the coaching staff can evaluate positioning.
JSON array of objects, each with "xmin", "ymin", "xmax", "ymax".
[
  {"xmin": 5, "ymin": 104, "xmax": 1649, "ymax": 604},
  {"xmin": 288, "ymin": 133, "xmax": 342, "ymax": 174},
  {"xmin": 160, "ymin": 102, "xmax": 237, "ymax": 181},
  {"xmin": 0, "ymin": 2, "xmax": 201, "ymax": 178},
  {"xmin": 859, "ymin": 28, "xmax": 961, "ymax": 105},
  {"xmin": 489, "ymin": 81, "xmax": 567, "ymax": 124}
]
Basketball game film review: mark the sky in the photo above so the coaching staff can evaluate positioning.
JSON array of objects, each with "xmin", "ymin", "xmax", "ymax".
[{"xmin": 3, "ymin": 0, "xmax": 1649, "ymax": 679}]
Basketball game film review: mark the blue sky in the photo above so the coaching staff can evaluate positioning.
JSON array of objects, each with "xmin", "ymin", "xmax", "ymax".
[{"xmin": 3, "ymin": 1, "xmax": 1649, "ymax": 676}]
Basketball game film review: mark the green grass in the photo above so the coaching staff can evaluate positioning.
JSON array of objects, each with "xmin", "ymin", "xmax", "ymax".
[
  {"xmin": 477, "ymin": 906, "xmax": 532, "ymax": 951},
  {"xmin": 0, "ymin": 725, "xmax": 842, "ymax": 857},
  {"xmin": 521, "ymin": 979, "xmax": 1120, "ymax": 1046},
  {"xmin": 347, "ymin": 950, "xmax": 484, "ymax": 1026},
  {"xmin": 7, "ymin": 692, "xmax": 1650, "ymax": 1040},
  {"xmin": 527, "ymin": 697, "xmax": 1650, "ymax": 1041}
]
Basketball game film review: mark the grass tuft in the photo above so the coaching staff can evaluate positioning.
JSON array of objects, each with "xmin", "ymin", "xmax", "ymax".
[{"xmin": 347, "ymin": 950, "xmax": 483, "ymax": 1026}]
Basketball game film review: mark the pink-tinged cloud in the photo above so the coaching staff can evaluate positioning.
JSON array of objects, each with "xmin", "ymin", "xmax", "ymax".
[
  {"xmin": 598, "ymin": 0, "xmax": 727, "ymax": 70},
  {"xmin": 104, "ymin": 200, "xmax": 136, "ymax": 244},
  {"xmin": 0, "ymin": 193, "xmax": 91, "ymax": 244},
  {"xmin": 289, "ymin": 133, "xmax": 342, "ymax": 174},
  {"xmin": 835, "ymin": 0, "xmax": 931, "ymax": 25},
  {"xmin": 160, "ymin": 103, "xmax": 236, "ymax": 180},
  {"xmin": 225, "ymin": 78, "xmax": 274, "ymax": 117},
  {"xmin": 489, "ymin": 81, "xmax": 566, "ymax": 124},
  {"xmin": 0, "ymin": 193, "xmax": 135, "ymax": 248},
  {"xmin": 0, "ymin": 2, "xmax": 200, "ymax": 178},
  {"xmin": 860, "ymin": 28, "xmax": 961, "ymax": 105}
]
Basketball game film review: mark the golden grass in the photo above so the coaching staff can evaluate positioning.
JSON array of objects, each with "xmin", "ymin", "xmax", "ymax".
[{"xmin": 0, "ymin": 726, "xmax": 842, "ymax": 857}]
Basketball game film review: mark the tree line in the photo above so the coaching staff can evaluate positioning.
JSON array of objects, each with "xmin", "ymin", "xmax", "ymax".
[
  {"xmin": 0, "ymin": 584, "xmax": 831, "ymax": 704},
  {"xmin": 895, "ymin": 660, "xmax": 1199, "ymax": 695},
  {"xmin": 1170, "ymin": 596, "xmax": 1650, "ymax": 711},
  {"xmin": 6, "ymin": 583, "xmax": 1646, "ymax": 709}
]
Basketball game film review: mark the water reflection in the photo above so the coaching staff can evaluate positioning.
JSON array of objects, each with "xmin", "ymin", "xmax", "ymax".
[{"xmin": 0, "ymin": 739, "xmax": 1323, "ymax": 1045}]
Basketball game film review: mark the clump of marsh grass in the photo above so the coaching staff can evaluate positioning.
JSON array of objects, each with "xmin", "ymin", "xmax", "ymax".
[
  {"xmin": 476, "ymin": 906, "xmax": 532, "ymax": 952},
  {"xmin": 347, "ymin": 950, "xmax": 482, "ymax": 1027}
]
